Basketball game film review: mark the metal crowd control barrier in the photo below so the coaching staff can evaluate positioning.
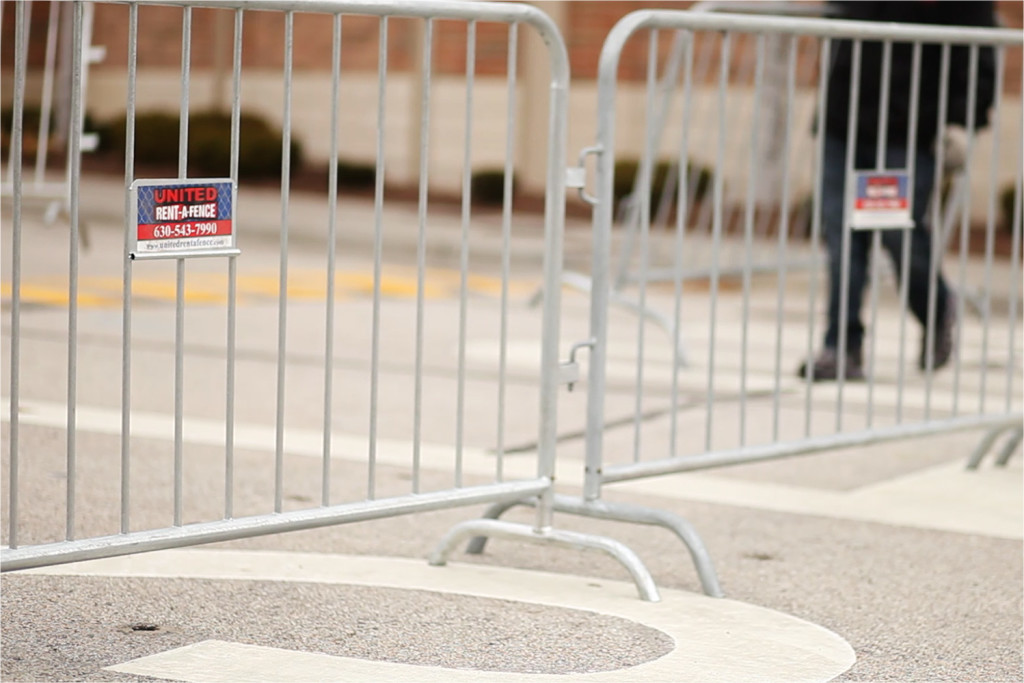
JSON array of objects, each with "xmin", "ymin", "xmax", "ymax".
[
  {"xmin": 557, "ymin": 3, "xmax": 997, "ymax": 370},
  {"xmin": 1, "ymin": 0, "xmax": 666, "ymax": 601},
  {"xmin": 1, "ymin": 0, "xmax": 104, "ymax": 234},
  {"xmin": 547, "ymin": 1, "xmax": 833, "ymax": 370},
  {"xmin": 474, "ymin": 9, "xmax": 1023, "ymax": 596}
]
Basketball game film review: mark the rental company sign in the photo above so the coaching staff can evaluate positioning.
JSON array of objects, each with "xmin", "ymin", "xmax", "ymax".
[
  {"xmin": 129, "ymin": 178, "xmax": 239, "ymax": 259},
  {"xmin": 848, "ymin": 170, "xmax": 914, "ymax": 230}
]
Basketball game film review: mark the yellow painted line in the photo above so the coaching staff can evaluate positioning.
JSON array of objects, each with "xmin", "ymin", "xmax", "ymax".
[
  {"xmin": 0, "ymin": 282, "xmax": 120, "ymax": 308},
  {"xmin": 2, "ymin": 269, "xmax": 540, "ymax": 309}
]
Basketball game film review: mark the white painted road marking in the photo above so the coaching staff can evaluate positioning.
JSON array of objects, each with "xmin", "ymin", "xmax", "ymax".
[
  {"xmin": 5, "ymin": 397, "xmax": 1020, "ymax": 539},
  {"xmin": 22, "ymin": 549, "xmax": 855, "ymax": 683}
]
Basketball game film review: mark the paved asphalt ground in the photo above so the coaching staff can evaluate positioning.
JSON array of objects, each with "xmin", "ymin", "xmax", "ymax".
[{"xmin": 2, "ymin": 174, "xmax": 1022, "ymax": 682}]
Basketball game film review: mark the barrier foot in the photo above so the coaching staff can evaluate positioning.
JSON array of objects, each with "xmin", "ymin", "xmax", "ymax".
[
  {"xmin": 457, "ymin": 494, "xmax": 723, "ymax": 598},
  {"xmin": 464, "ymin": 498, "xmax": 524, "ymax": 555},
  {"xmin": 607, "ymin": 291, "xmax": 689, "ymax": 368},
  {"xmin": 530, "ymin": 272, "xmax": 689, "ymax": 368},
  {"xmin": 549, "ymin": 494, "xmax": 723, "ymax": 598},
  {"xmin": 966, "ymin": 423, "xmax": 1023, "ymax": 470},
  {"xmin": 429, "ymin": 518, "xmax": 662, "ymax": 602},
  {"xmin": 995, "ymin": 427, "xmax": 1023, "ymax": 467}
]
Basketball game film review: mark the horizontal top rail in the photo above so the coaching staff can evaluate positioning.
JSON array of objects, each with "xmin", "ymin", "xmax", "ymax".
[
  {"xmin": 692, "ymin": 1, "xmax": 835, "ymax": 17},
  {"xmin": 602, "ymin": 9, "xmax": 1023, "ymax": 66},
  {"xmin": 121, "ymin": 0, "xmax": 569, "ymax": 89}
]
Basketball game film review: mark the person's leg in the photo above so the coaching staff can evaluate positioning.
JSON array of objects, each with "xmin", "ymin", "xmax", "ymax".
[
  {"xmin": 801, "ymin": 135, "xmax": 869, "ymax": 379},
  {"xmin": 879, "ymin": 146, "xmax": 954, "ymax": 369},
  {"xmin": 822, "ymin": 137, "xmax": 871, "ymax": 354}
]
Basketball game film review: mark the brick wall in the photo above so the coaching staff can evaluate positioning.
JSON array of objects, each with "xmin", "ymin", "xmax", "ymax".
[
  {"xmin": 2, "ymin": 1, "xmax": 1021, "ymax": 202},
  {"xmin": 3, "ymin": 1, "xmax": 1020, "ymax": 86}
]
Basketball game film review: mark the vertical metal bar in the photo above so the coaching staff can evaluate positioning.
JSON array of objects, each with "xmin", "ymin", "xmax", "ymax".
[
  {"xmin": 866, "ymin": 39, "xmax": 893, "ymax": 429},
  {"xmin": 670, "ymin": 30, "xmax": 694, "ymax": 456},
  {"xmin": 1006, "ymin": 65, "xmax": 1023, "ymax": 415},
  {"xmin": 4, "ymin": 0, "xmax": 30, "ymax": 189},
  {"xmin": 274, "ymin": 11, "xmax": 294, "ymax": 513},
  {"xmin": 583, "ymin": 19, "xmax": 621, "ymax": 502},
  {"xmin": 455, "ymin": 20, "xmax": 476, "ymax": 488},
  {"xmin": 322, "ymin": 12, "xmax": 341, "ymax": 507},
  {"xmin": 120, "ymin": 2, "xmax": 139, "ymax": 534},
  {"xmin": 413, "ymin": 18, "xmax": 433, "ymax": 494},
  {"xmin": 225, "ymin": 7, "xmax": 243, "ymax": 518},
  {"xmin": 368, "ymin": 17, "xmax": 388, "ymax": 500},
  {"xmin": 496, "ymin": 22, "xmax": 518, "ymax": 482},
  {"xmin": 704, "ymin": 31, "xmax": 730, "ymax": 452},
  {"xmin": 7, "ymin": 0, "xmax": 28, "ymax": 549},
  {"xmin": 651, "ymin": 35, "xmax": 687, "ymax": 232},
  {"xmin": 771, "ymin": 35, "xmax": 796, "ymax": 442},
  {"xmin": 177, "ymin": 7, "xmax": 191, "ymax": 179},
  {"xmin": 716, "ymin": 32, "xmax": 761, "ymax": 248},
  {"xmin": 173, "ymin": 260, "xmax": 185, "ymax": 527},
  {"xmin": 979, "ymin": 49, "xmax": 1003, "ymax": 415},
  {"xmin": 740, "ymin": 33, "xmax": 764, "ymax": 448},
  {"xmin": 685, "ymin": 30, "xmax": 717, "ymax": 238},
  {"xmin": 873, "ymin": 41, "xmax": 893, "ymax": 168},
  {"xmin": 924, "ymin": 43, "xmax": 951, "ymax": 418},
  {"xmin": 633, "ymin": 29, "xmax": 657, "ymax": 463},
  {"xmin": 952, "ymin": 45, "xmax": 980, "ymax": 417},
  {"xmin": 896, "ymin": 42, "xmax": 923, "ymax": 424},
  {"xmin": 616, "ymin": 29, "xmax": 688, "ymax": 294},
  {"xmin": 34, "ymin": 0, "xmax": 59, "ymax": 186},
  {"xmin": 172, "ymin": 5, "xmax": 192, "ymax": 527},
  {"xmin": 65, "ymin": 0, "xmax": 85, "ymax": 540},
  {"xmin": 803, "ymin": 36, "xmax": 830, "ymax": 434},
  {"xmin": 534, "ymin": 15, "xmax": 568, "ymax": 532},
  {"xmin": 836, "ymin": 38, "xmax": 862, "ymax": 432}
]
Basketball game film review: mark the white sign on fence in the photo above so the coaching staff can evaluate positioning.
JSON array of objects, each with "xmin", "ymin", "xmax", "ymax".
[
  {"xmin": 848, "ymin": 170, "xmax": 914, "ymax": 230},
  {"xmin": 129, "ymin": 178, "xmax": 238, "ymax": 259}
]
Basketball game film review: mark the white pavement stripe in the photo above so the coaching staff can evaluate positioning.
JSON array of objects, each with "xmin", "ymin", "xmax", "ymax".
[
  {"xmin": 2, "ymin": 397, "xmax": 536, "ymax": 481},
  {"xmin": 19, "ymin": 549, "xmax": 856, "ymax": 683},
  {"xmin": 4, "ymin": 398, "xmax": 1020, "ymax": 539},
  {"xmin": 465, "ymin": 341, "xmax": 1021, "ymax": 411},
  {"xmin": 633, "ymin": 461, "xmax": 1022, "ymax": 540}
]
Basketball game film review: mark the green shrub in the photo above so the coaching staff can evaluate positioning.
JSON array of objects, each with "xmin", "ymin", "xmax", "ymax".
[
  {"xmin": 470, "ymin": 169, "xmax": 515, "ymax": 205},
  {"xmin": 1, "ymin": 106, "xmax": 42, "ymax": 133},
  {"xmin": 335, "ymin": 160, "xmax": 377, "ymax": 189},
  {"xmin": 105, "ymin": 110, "xmax": 302, "ymax": 179},
  {"xmin": 1001, "ymin": 184, "xmax": 1020, "ymax": 234},
  {"xmin": 613, "ymin": 159, "xmax": 714, "ymax": 214},
  {"xmin": 1, "ymin": 107, "xmax": 45, "ymax": 158}
]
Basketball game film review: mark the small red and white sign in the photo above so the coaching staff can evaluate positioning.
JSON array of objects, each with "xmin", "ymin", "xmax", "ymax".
[
  {"xmin": 130, "ymin": 179, "xmax": 238, "ymax": 259},
  {"xmin": 849, "ymin": 171, "xmax": 914, "ymax": 230}
]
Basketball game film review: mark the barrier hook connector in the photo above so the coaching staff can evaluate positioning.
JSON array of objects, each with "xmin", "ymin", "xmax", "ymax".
[
  {"xmin": 560, "ymin": 338, "xmax": 596, "ymax": 392},
  {"xmin": 567, "ymin": 145, "xmax": 602, "ymax": 206}
]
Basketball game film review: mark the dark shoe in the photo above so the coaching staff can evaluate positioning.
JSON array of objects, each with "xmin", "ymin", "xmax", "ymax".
[
  {"xmin": 798, "ymin": 347, "xmax": 865, "ymax": 382},
  {"xmin": 920, "ymin": 294, "xmax": 957, "ymax": 371}
]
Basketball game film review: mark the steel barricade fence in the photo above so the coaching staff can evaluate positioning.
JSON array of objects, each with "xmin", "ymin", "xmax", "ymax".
[
  {"xmin": 1, "ymin": 0, "xmax": 104, "ymax": 233},
  {"xmin": 1, "ymin": 0, "xmax": 665, "ymax": 600},
  {"xmin": 560, "ymin": 2, "xmax": 985, "ymax": 370},
  {"xmin": 577, "ymin": 1, "xmax": 835, "ymax": 369},
  {"xmin": 474, "ymin": 9, "xmax": 1023, "ymax": 598}
]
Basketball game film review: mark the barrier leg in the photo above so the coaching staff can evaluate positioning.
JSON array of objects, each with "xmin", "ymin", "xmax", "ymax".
[
  {"xmin": 464, "ymin": 498, "xmax": 525, "ymax": 554},
  {"xmin": 966, "ymin": 425, "xmax": 1014, "ymax": 470},
  {"xmin": 455, "ymin": 494, "xmax": 722, "ymax": 598},
  {"xmin": 527, "ymin": 270, "xmax": 595, "ymax": 309},
  {"xmin": 995, "ymin": 426, "xmax": 1023, "ymax": 467},
  {"xmin": 549, "ymin": 494, "xmax": 723, "ymax": 598},
  {"xmin": 607, "ymin": 292, "xmax": 689, "ymax": 368},
  {"xmin": 529, "ymin": 271, "xmax": 689, "ymax": 368},
  {"xmin": 429, "ymin": 518, "xmax": 662, "ymax": 602}
]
